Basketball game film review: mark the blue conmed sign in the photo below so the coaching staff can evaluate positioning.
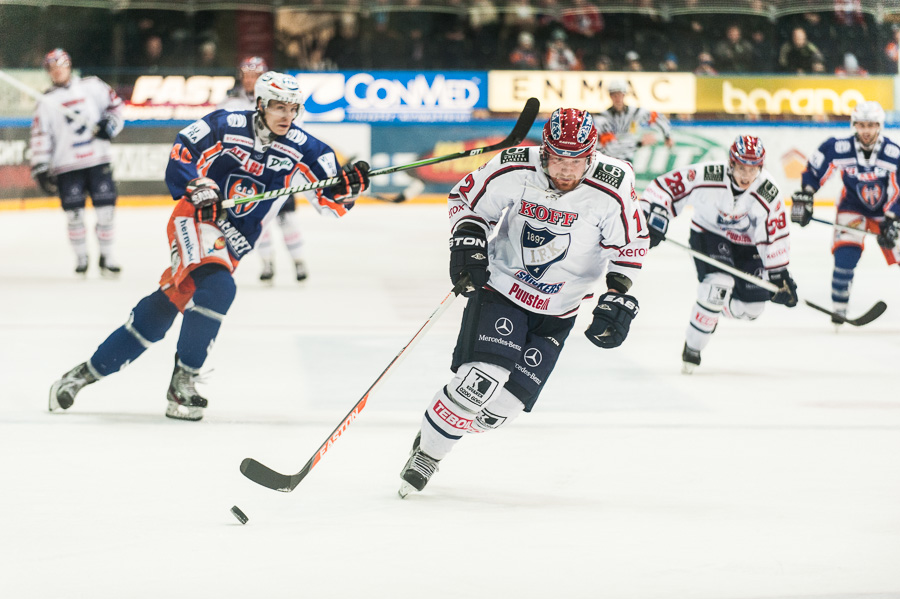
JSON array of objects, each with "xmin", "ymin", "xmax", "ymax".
[{"xmin": 288, "ymin": 71, "xmax": 487, "ymax": 123}]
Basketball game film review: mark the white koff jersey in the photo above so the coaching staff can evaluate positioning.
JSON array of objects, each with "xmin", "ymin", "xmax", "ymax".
[
  {"xmin": 30, "ymin": 75, "xmax": 124, "ymax": 175},
  {"xmin": 449, "ymin": 146, "xmax": 649, "ymax": 317},
  {"xmin": 641, "ymin": 161, "xmax": 791, "ymax": 270},
  {"xmin": 597, "ymin": 105, "xmax": 672, "ymax": 161}
]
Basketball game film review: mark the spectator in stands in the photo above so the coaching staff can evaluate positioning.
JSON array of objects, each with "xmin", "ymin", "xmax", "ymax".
[
  {"xmin": 714, "ymin": 25, "xmax": 754, "ymax": 72},
  {"xmin": 198, "ymin": 40, "xmax": 218, "ymax": 68},
  {"xmin": 749, "ymin": 28, "xmax": 776, "ymax": 73},
  {"xmin": 509, "ymin": 31, "xmax": 541, "ymax": 69},
  {"xmin": 561, "ymin": 0, "xmax": 603, "ymax": 56},
  {"xmin": 694, "ymin": 51, "xmax": 718, "ymax": 75},
  {"xmin": 885, "ymin": 25, "xmax": 900, "ymax": 74},
  {"xmin": 659, "ymin": 52, "xmax": 679, "ymax": 72},
  {"xmin": 624, "ymin": 50, "xmax": 642, "ymax": 72},
  {"xmin": 778, "ymin": 27, "xmax": 824, "ymax": 74},
  {"xmin": 835, "ymin": 52, "xmax": 868, "ymax": 77},
  {"xmin": 594, "ymin": 54, "xmax": 612, "ymax": 71},
  {"xmin": 545, "ymin": 28, "xmax": 581, "ymax": 71},
  {"xmin": 140, "ymin": 34, "xmax": 165, "ymax": 72},
  {"xmin": 324, "ymin": 13, "xmax": 364, "ymax": 70}
]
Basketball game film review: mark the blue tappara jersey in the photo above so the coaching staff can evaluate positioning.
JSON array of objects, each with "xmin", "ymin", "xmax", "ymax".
[
  {"xmin": 165, "ymin": 109, "xmax": 350, "ymax": 259},
  {"xmin": 801, "ymin": 134, "xmax": 900, "ymax": 218}
]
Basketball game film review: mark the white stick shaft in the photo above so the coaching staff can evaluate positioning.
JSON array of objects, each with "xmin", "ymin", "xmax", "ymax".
[
  {"xmin": 665, "ymin": 238, "xmax": 780, "ymax": 293},
  {"xmin": 0, "ymin": 69, "xmax": 90, "ymax": 127}
]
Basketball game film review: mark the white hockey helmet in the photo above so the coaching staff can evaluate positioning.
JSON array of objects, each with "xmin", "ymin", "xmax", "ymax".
[
  {"xmin": 255, "ymin": 71, "xmax": 304, "ymax": 114},
  {"xmin": 850, "ymin": 100, "xmax": 884, "ymax": 129},
  {"xmin": 607, "ymin": 78, "xmax": 628, "ymax": 95}
]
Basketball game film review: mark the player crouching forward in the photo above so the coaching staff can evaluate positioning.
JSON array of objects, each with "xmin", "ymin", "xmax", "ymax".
[
  {"xmin": 641, "ymin": 135, "xmax": 798, "ymax": 374},
  {"xmin": 48, "ymin": 72, "xmax": 370, "ymax": 421},
  {"xmin": 398, "ymin": 108, "xmax": 648, "ymax": 497}
]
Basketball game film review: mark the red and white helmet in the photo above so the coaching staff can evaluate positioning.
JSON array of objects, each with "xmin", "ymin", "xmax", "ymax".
[
  {"xmin": 43, "ymin": 48, "xmax": 71, "ymax": 69},
  {"xmin": 542, "ymin": 108, "xmax": 598, "ymax": 159},
  {"xmin": 255, "ymin": 71, "xmax": 304, "ymax": 111},
  {"xmin": 240, "ymin": 56, "xmax": 268, "ymax": 73},
  {"xmin": 729, "ymin": 135, "xmax": 765, "ymax": 167}
]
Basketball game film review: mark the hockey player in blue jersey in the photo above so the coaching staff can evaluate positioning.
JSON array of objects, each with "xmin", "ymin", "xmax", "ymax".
[
  {"xmin": 790, "ymin": 100, "xmax": 900, "ymax": 324},
  {"xmin": 48, "ymin": 71, "xmax": 370, "ymax": 421}
]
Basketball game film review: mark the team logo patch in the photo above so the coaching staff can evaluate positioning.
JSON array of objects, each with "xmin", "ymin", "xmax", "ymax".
[
  {"xmin": 225, "ymin": 174, "xmax": 265, "ymax": 216},
  {"xmin": 755, "ymin": 179, "xmax": 779, "ymax": 203},
  {"xmin": 716, "ymin": 210, "xmax": 751, "ymax": 232},
  {"xmin": 473, "ymin": 409, "xmax": 506, "ymax": 432},
  {"xmin": 226, "ymin": 113, "xmax": 247, "ymax": 128},
  {"xmin": 179, "ymin": 120, "xmax": 211, "ymax": 144},
  {"xmin": 857, "ymin": 183, "xmax": 884, "ymax": 207},
  {"xmin": 494, "ymin": 318, "xmax": 513, "ymax": 336},
  {"xmin": 266, "ymin": 155, "xmax": 294, "ymax": 171},
  {"xmin": 500, "ymin": 148, "xmax": 529, "ymax": 164},
  {"xmin": 593, "ymin": 162, "xmax": 625, "ymax": 188},
  {"xmin": 523, "ymin": 347, "xmax": 542, "ymax": 368},
  {"xmin": 687, "ymin": 169, "xmax": 696, "ymax": 182},
  {"xmin": 522, "ymin": 222, "xmax": 570, "ymax": 280},
  {"xmin": 213, "ymin": 236, "xmax": 226, "ymax": 251},
  {"xmin": 317, "ymin": 153, "xmax": 338, "ymax": 177},
  {"xmin": 456, "ymin": 368, "xmax": 499, "ymax": 407},
  {"xmin": 704, "ymin": 164, "xmax": 724, "ymax": 182}
]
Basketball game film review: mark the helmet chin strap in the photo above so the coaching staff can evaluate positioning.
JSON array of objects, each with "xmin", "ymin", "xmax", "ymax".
[{"xmin": 254, "ymin": 107, "xmax": 277, "ymax": 146}]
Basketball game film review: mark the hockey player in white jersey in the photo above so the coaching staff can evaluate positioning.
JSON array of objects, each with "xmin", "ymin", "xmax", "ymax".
[
  {"xmin": 640, "ymin": 135, "xmax": 798, "ymax": 373},
  {"xmin": 398, "ymin": 108, "xmax": 648, "ymax": 497},
  {"xmin": 597, "ymin": 78, "xmax": 673, "ymax": 162},
  {"xmin": 30, "ymin": 48, "xmax": 125, "ymax": 276},
  {"xmin": 216, "ymin": 56, "xmax": 310, "ymax": 283}
]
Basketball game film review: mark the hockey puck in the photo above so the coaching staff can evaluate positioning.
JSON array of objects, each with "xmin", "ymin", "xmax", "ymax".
[{"xmin": 230, "ymin": 505, "xmax": 249, "ymax": 525}]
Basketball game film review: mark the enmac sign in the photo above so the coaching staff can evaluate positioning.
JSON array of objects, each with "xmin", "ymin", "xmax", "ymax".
[{"xmin": 696, "ymin": 77, "xmax": 894, "ymax": 116}]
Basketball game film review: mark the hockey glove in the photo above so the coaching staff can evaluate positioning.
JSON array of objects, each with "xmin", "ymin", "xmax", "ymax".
[
  {"xmin": 584, "ymin": 292, "xmax": 640, "ymax": 349},
  {"xmin": 877, "ymin": 212, "xmax": 899, "ymax": 250},
  {"xmin": 769, "ymin": 268, "xmax": 798, "ymax": 307},
  {"xmin": 93, "ymin": 117, "xmax": 115, "ymax": 141},
  {"xmin": 449, "ymin": 224, "xmax": 490, "ymax": 296},
  {"xmin": 644, "ymin": 204, "xmax": 669, "ymax": 248},
  {"xmin": 185, "ymin": 177, "xmax": 223, "ymax": 223},
  {"xmin": 790, "ymin": 191, "xmax": 814, "ymax": 227},
  {"xmin": 330, "ymin": 161, "xmax": 370, "ymax": 204},
  {"xmin": 32, "ymin": 163, "xmax": 58, "ymax": 195}
]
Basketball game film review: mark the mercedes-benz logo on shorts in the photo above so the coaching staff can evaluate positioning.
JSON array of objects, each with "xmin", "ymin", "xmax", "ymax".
[
  {"xmin": 524, "ymin": 347, "xmax": 542, "ymax": 367},
  {"xmin": 494, "ymin": 317, "xmax": 513, "ymax": 336}
]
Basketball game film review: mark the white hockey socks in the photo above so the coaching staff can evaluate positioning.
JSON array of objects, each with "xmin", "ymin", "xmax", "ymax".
[
  {"xmin": 65, "ymin": 208, "xmax": 88, "ymax": 263},
  {"xmin": 685, "ymin": 273, "xmax": 732, "ymax": 352},
  {"xmin": 94, "ymin": 205, "xmax": 118, "ymax": 266},
  {"xmin": 468, "ymin": 388, "xmax": 525, "ymax": 434},
  {"xmin": 419, "ymin": 361, "xmax": 510, "ymax": 460},
  {"xmin": 278, "ymin": 211, "xmax": 305, "ymax": 262}
]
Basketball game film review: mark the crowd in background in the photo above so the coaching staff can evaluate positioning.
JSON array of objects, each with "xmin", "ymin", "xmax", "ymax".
[{"xmin": 1, "ymin": 4, "xmax": 899, "ymax": 76}]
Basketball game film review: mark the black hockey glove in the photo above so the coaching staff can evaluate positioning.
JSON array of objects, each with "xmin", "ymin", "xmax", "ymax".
[
  {"xmin": 644, "ymin": 204, "xmax": 669, "ymax": 248},
  {"xmin": 31, "ymin": 163, "xmax": 58, "ymax": 195},
  {"xmin": 769, "ymin": 268, "xmax": 798, "ymax": 307},
  {"xmin": 790, "ymin": 191, "xmax": 814, "ymax": 227},
  {"xmin": 185, "ymin": 177, "xmax": 223, "ymax": 223},
  {"xmin": 877, "ymin": 212, "xmax": 899, "ymax": 250},
  {"xmin": 330, "ymin": 161, "xmax": 370, "ymax": 204},
  {"xmin": 584, "ymin": 292, "xmax": 640, "ymax": 349},
  {"xmin": 449, "ymin": 224, "xmax": 490, "ymax": 296},
  {"xmin": 93, "ymin": 117, "xmax": 115, "ymax": 141}
]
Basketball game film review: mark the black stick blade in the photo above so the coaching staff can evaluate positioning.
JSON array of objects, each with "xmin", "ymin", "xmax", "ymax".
[
  {"xmin": 506, "ymin": 97, "xmax": 540, "ymax": 147},
  {"xmin": 848, "ymin": 300, "xmax": 887, "ymax": 326},
  {"xmin": 240, "ymin": 458, "xmax": 296, "ymax": 493}
]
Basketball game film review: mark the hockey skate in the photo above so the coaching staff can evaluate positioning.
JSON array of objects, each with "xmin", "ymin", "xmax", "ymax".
[
  {"xmin": 74, "ymin": 256, "xmax": 89, "ymax": 276},
  {"xmin": 49, "ymin": 361, "xmax": 98, "ymax": 411},
  {"xmin": 166, "ymin": 356, "xmax": 209, "ymax": 421},
  {"xmin": 399, "ymin": 433, "xmax": 440, "ymax": 498},
  {"xmin": 99, "ymin": 256, "xmax": 121, "ymax": 278},
  {"xmin": 259, "ymin": 261, "xmax": 275, "ymax": 284},
  {"xmin": 681, "ymin": 343, "xmax": 701, "ymax": 375},
  {"xmin": 294, "ymin": 259, "xmax": 308, "ymax": 282},
  {"xmin": 831, "ymin": 308, "xmax": 847, "ymax": 331}
]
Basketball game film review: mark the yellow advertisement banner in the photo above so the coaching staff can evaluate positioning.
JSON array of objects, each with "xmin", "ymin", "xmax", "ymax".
[
  {"xmin": 488, "ymin": 71, "xmax": 697, "ymax": 114},
  {"xmin": 697, "ymin": 77, "xmax": 895, "ymax": 116}
]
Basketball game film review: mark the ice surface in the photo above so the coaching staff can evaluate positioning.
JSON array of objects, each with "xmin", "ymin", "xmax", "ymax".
[{"xmin": 1, "ymin": 202, "xmax": 898, "ymax": 598}]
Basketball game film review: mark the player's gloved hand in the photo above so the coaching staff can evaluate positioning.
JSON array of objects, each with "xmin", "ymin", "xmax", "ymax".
[
  {"xmin": 449, "ymin": 224, "xmax": 490, "ymax": 296},
  {"xmin": 185, "ymin": 177, "xmax": 223, "ymax": 223},
  {"xmin": 769, "ymin": 268, "xmax": 798, "ymax": 307},
  {"xmin": 644, "ymin": 204, "xmax": 669, "ymax": 248},
  {"xmin": 330, "ymin": 161, "xmax": 370, "ymax": 204},
  {"xmin": 877, "ymin": 212, "xmax": 899, "ymax": 250},
  {"xmin": 584, "ymin": 292, "xmax": 640, "ymax": 349},
  {"xmin": 31, "ymin": 163, "xmax": 58, "ymax": 195},
  {"xmin": 93, "ymin": 117, "xmax": 115, "ymax": 141},
  {"xmin": 790, "ymin": 191, "xmax": 814, "ymax": 227}
]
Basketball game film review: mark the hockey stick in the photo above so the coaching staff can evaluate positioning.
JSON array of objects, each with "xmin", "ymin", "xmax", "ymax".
[
  {"xmin": 222, "ymin": 97, "xmax": 540, "ymax": 210},
  {"xmin": 664, "ymin": 238, "xmax": 887, "ymax": 326},
  {"xmin": 809, "ymin": 216, "xmax": 879, "ymax": 237},
  {"xmin": 240, "ymin": 277, "xmax": 469, "ymax": 492},
  {"xmin": 0, "ymin": 69, "xmax": 93, "ymax": 130}
]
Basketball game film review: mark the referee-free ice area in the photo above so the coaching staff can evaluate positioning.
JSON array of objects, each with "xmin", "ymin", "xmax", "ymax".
[{"xmin": 2, "ymin": 202, "xmax": 898, "ymax": 599}]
